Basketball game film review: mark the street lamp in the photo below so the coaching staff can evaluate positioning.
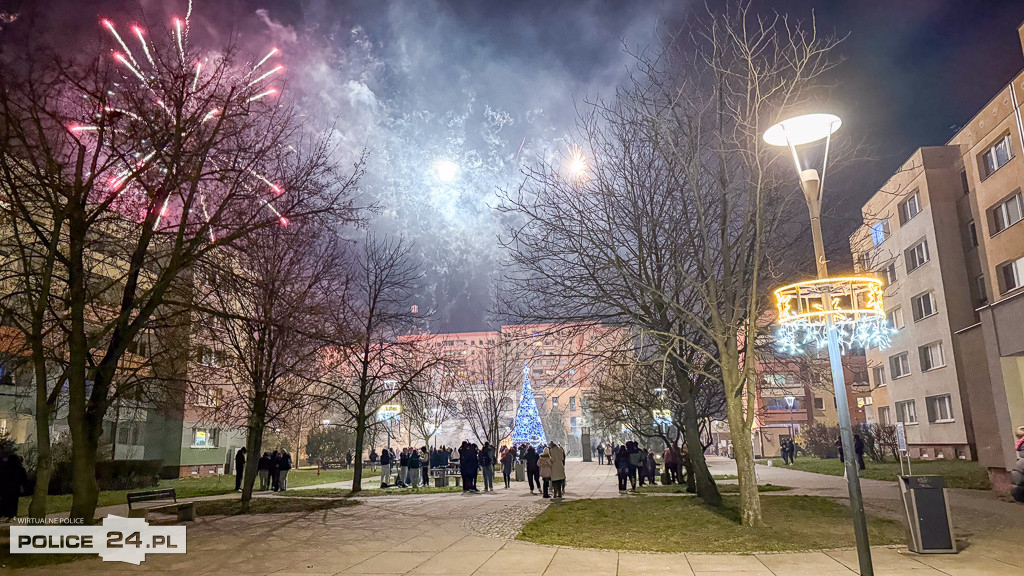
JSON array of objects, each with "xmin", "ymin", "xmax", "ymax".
[
  {"xmin": 784, "ymin": 395, "xmax": 796, "ymax": 439},
  {"xmin": 764, "ymin": 113, "xmax": 874, "ymax": 576}
]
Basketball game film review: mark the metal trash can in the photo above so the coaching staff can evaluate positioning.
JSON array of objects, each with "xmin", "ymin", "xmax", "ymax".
[
  {"xmin": 515, "ymin": 462, "xmax": 525, "ymax": 482},
  {"xmin": 898, "ymin": 475, "xmax": 957, "ymax": 554}
]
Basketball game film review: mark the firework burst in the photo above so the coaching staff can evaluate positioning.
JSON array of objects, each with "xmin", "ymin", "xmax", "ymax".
[{"xmin": 78, "ymin": 1, "xmax": 290, "ymax": 241}]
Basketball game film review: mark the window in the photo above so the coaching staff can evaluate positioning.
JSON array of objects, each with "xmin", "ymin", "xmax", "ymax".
[
  {"xmin": 569, "ymin": 396, "xmax": 576, "ymax": 411},
  {"xmin": 872, "ymin": 366, "xmax": 887, "ymax": 387},
  {"xmin": 967, "ymin": 221, "xmax": 978, "ymax": 247},
  {"xmin": 926, "ymin": 394, "xmax": 954, "ymax": 423},
  {"xmin": 890, "ymin": 352, "xmax": 911, "ymax": 379},
  {"xmin": 192, "ymin": 428, "xmax": 218, "ymax": 448},
  {"xmin": 551, "ymin": 397, "xmax": 558, "ymax": 409},
  {"xmin": 764, "ymin": 398, "xmax": 803, "ymax": 410},
  {"xmin": 883, "ymin": 262, "xmax": 897, "ymax": 286},
  {"xmin": 999, "ymin": 256, "xmax": 1024, "ymax": 293},
  {"xmin": 871, "ymin": 218, "xmax": 890, "ymax": 246},
  {"xmin": 991, "ymin": 192, "xmax": 1024, "ymax": 234},
  {"xmin": 887, "ymin": 307, "xmax": 904, "ymax": 330},
  {"xmin": 877, "ymin": 406, "xmax": 892, "ymax": 426},
  {"xmin": 899, "ymin": 192, "xmax": 922, "ymax": 224},
  {"xmin": 918, "ymin": 341, "xmax": 945, "ymax": 371},
  {"xmin": 905, "ymin": 239, "xmax": 929, "ymax": 272},
  {"xmin": 976, "ymin": 274, "xmax": 988, "ymax": 306},
  {"xmin": 813, "ymin": 397, "xmax": 824, "ymax": 410},
  {"xmin": 911, "ymin": 292, "xmax": 937, "ymax": 321},
  {"xmin": 895, "ymin": 400, "xmax": 918, "ymax": 424},
  {"xmin": 980, "ymin": 134, "xmax": 1013, "ymax": 178},
  {"xmin": 960, "ymin": 170, "xmax": 970, "ymax": 195}
]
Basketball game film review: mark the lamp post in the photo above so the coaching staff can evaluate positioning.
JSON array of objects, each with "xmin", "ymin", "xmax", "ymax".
[
  {"xmin": 784, "ymin": 395, "xmax": 796, "ymax": 439},
  {"xmin": 764, "ymin": 113, "xmax": 874, "ymax": 576}
]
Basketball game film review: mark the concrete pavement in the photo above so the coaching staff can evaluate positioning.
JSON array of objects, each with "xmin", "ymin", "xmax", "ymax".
[{"xmin": 6, "ymin": 457, "xmax": 1023, "ymax": 575}]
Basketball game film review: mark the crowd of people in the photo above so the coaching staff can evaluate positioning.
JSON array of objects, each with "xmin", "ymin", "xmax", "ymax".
[
  {"xmin": 233, "ymin": 447, "xmax": 293, "ymax": 492},
  {"xmin": 595, "ymin": 440, "xmax": 693, "ymax": 493}
]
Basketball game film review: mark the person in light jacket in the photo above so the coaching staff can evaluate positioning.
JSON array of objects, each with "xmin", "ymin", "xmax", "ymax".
[
  {"xmin": 538, "ymin": 449, "xmax": 553, "ymax": 498},
  {"xmin": 548, "ymin": 441, "xmax": 567, "ymax": 499},
  {"xmin": 278, "ymin": 451, "xmax": 292, "ymax": 491}
]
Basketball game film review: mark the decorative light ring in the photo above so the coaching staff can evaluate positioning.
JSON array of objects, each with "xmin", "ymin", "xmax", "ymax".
[{"xmin": 773, "ymin": 276, "xmax": 893, "ymax": 355}]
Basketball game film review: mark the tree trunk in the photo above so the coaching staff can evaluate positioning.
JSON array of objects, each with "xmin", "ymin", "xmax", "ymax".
[
  {"xmin": 724, "ymin": 381, "xmax": 762, "ymax": 526},
  {"xmin": 240, "ymin": 391, "xmax": 269, "ymax": 510},
  {"xmin": 28, "ymin": 373, "xmax": 51, "ymax": 520},
  {"xmin": 680, "ymin": 393, "xmax": 720, "ymax": 506},
  {"xmin": 67, "ymin": 417, "xmax": 100, "ymax": 523},
  {"xmin": 350, "ymin": 418, "xmax": 366, "ymax": 493}
]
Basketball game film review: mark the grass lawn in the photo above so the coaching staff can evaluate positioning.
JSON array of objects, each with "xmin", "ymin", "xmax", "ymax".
[
  {"xmin": 518, "ymin": 495, "xmax": 904, "ymax": 553},
  {"xmin": 767, "ymin": 456, "xmax": 990, "ymax": 490},
  {"xmin": 636, "ymin": 484, "xmax": 792, "ymax": 494},
  {"xmin": 17, "ymin": 467, "xmax": 375, "ymax": 516}
]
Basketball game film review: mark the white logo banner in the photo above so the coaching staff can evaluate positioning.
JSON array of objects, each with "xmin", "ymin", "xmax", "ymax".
[{"xmin": 10, "ymin": 515, "xmax": 186, "ymax": 564}]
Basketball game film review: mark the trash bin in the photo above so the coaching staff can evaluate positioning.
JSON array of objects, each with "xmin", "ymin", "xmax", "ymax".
[
  {"xmin": 898, "ymin": 475, "xmax": 957, "ymax": 554},
  {"xmin": 515, "ymin": 462, "xmax": 525, "ymax": 482}
]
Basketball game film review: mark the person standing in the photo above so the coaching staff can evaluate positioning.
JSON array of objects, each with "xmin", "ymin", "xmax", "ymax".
[
  {"xmin": 1011, "ymin": 426, "xmax": 1024, "ymax": 504},
  {"xmin": 399, "ymin": 448, "xmax": 410, "ymax": 487},
  {"xmin": 538, "ymin": 448, "xmax": 552, "ymax": 498},
  {"xmin": 480, "ymin": 442, "xmax": 495, "ymax": 492},
  {"xmin": 0, "ymin": 455, "xmax": 27, "ymax": 521},
  {"xmin": 467, "ymin": 443, "xmax": 481, "ymax": 492},
  {"xmin": 605, "ymin": 443, "xmax": 613, "ymax": 466},
  {"xmin": 614, "ymin": 445, "xmax": 629, "ymax": 492},
  {"xmin": 258, "ymin": 452, "xmax": 271, "ymax": 490},
  {"xmin": 643, "ymin": 450, "xmax": 657, "ymax": 486},
  {"xmin": 380, "ymin": 446, "xmax": 392, "ymax": 487},
  {"xmin": 369, "ymin": 448, "xmax": 378, "ymax": 468},
  {"xmin": 345, "ymin": 451, "xmax": 353, "ymax": 467},
  {"xmin": 420, "ymin": 446, "xmax": 430, "ymax": 487},
  {"xmin": 234, "ymin": 447, "xmax": 247, "ymax": 491},
  {"xmin": 780, "ymin": 440, "xmax": 791, "ymax": 465},
  {"xmin": 500, "ymin": 446, "xmax": 514, "ymax": 489},
  {"xmin": 408, "ymin": 447, "xmax": 421, "ymax": 488},
  {"xmin": 854, "ymin": 434, "xmax": 866, "ymax": 470},
  {"xmin": 597, "ymin": 442, "xmax": 605, "ymax": 465},
  {"xmin": 662, "ymin": 446, "xmax": 678, "ymax": 484},
  {"xmin": 270, "ymin": 450, "xmax": 282, "ymax": 491},
  {"xmin": 627, "ymin": 442, "xmax": 642, "ymax": 491},
  {"xmin": 549, "ymin": 441, "xmax": 566, "ymax": 499},
  {"xmin": 525, "ymin": 445, "xmax": 541, "ymax": 494},
  {"xmin": 279, "ymin": 451, "xmax": 292, "ymax": 491}
]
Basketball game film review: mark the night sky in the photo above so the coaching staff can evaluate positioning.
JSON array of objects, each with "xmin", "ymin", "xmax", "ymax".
[{"xmin": 3, "ymin": 0, "xmax": 1024, "ymax": 331}]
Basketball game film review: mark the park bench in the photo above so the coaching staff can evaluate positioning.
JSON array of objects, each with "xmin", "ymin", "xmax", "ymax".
[
  {"xmin": 320, "ymin": 461, "xmax": 349, "ymax": 470},
  {"xmin": 127, "ymin": 489, "xmax": 195, "ymax": 522},
  {"xmin": 429, "ymin": 465, "xmax": 462, "ymax": 487}
]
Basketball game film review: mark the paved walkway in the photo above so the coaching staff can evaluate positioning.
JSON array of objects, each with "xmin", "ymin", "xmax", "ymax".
[{"xmin": 9, "ymin": 457, "xmax": 1024, "ymax": 575}]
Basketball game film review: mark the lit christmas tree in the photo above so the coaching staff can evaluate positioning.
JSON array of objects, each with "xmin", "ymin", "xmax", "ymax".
[{"xmin": 511, "ymin": 364, "xmax": 547, "ymax": 447}]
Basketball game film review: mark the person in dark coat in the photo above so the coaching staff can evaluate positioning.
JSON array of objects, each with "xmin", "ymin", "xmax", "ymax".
[
  {"xmin": 278, "ymin": 451, "xmax": 292, "ymax": 491},
  {"xmin": 854, "ymin": 435, "xmax": 866, "ymax": 470},
  {"xmin": 626, "ymin": 441, "xmax": 642, "ymax": 490},
  {"xmin": 643, "ymin": 450, "xmax": 657, "ymax": 486},
  {"xmin": 1011, "ymin": 426, "xmax": 1024, "ymax": 504},
  {"xmin": 480, "ymin": 442, "xmax": 495, "ymax": 492},
  {"xmin": 524, "ymin": 445, "xmax": 541, "ymax": 494},
  {"xmin": 467, "ymin": 443, "xmax": 480, "ymax": 492},
  {"xmin": 380, "ymin": 446, "xmax": 393, "ymax": 487},
  {"xmin": 0, "ymin": 455, "xmax": 27, "ymax": 521},
  {"xmin": 258, "ymin": 452, "xmax": 272, "ymax": 490},
  {"xmin": 270, "ymin": 450, "xmax": 282, "ymax": 491},
  {"xmin": 500, "ymin": 446, "xmax": 515, "ymax": 489},
  {"xmin": 345, "ymin": 451, "xmax": 353, "ymax": 466},
  {"xmin": 234, "ymin": 447, "xmax": 247, "ymax": 491},
  {"xmin": 369, "ymin": 449, "xmax": 378, "ymax": 466},
  {"xmin": 614, "ymin": 445, "xmax": 630, "ymax": 492}
]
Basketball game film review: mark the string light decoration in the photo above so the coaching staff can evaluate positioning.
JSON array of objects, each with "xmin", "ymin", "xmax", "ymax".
[
  {"xmin": 510, "ymin": 364, "xmax": 547, "ymax": 447},
  {"xmin": 774, "ymin": 276, "xmax": 894, "ymax": 354},
  {"xmin": 75, "ymin": 1, "xmax": 290, "ymax": 240}
]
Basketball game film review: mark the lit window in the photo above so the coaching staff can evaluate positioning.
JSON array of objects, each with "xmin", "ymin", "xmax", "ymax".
[
  {"xmin": 911, "ymin": 292, "xmax": 937, "ymax": 321},
  {"xmin": 890, "ymin": 352, "xmax": 911, "ymax": 379},
  {"xmin": 918, "ymin": 341, "xmax": 945, "ymax": 371},
  {"xmin": 899, "ymin": 192, "xmax": 922, "ymax": 224},
  {"xmin": 887, "ymin": 307, "xmax": 904, "ymax": 330},
  {"xmin": 192, "ymin": 428, "xmax": 218, "ymax": 448},
  {"xmin": 926, "ymin": 394, "xmax": 954, "ymax": 423},
  {"xmin": 999, "ymin": 256, "xmax": 1024, "ymax": 294},
  {"xmin": 871, "ymin": 218, "xmax": 890, "ymax": 246},
  {"xmin": 991, "ymin": 192, "xmax": 1024, "ymax": 234},
  {"xmin": 905, "ymin": 239, "xmax": 929, "ymax": 272},
  {"xmin": 895, "ymin": 399, "xmax": 917, "ymax": 424},
  {"xmin": 980, "ymin": 134, "xmax": 1013, "ymax": 179}
]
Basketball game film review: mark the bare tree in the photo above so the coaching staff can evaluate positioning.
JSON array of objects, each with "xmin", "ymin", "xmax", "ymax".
[
  {"xmin": 320, "ymin": 234, "xmax": 439, "ymax": 493},
  {"xmin": 459, "ymin": 338, "xmax": 519, "ymax": 446},
  {"xmin": 401, "ymin": 363, "xmax": 459, "ymax": 448},
  {"xmin": 0, "ymin": 10, "xmax": 353, "ymax": 520},
  {"xmin": 191, "ymin": 218, "xmax": 351, "ymax": 509}
]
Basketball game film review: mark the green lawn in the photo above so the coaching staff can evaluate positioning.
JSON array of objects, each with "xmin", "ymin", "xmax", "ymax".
[
  {"xmin": 636, "ymin": 483, "xmax": 792, "ymax": 494},
  {"xmin": 767, "ymin": 456, "xmax": 990, "ymax": 490},
  {"xmin": 17, "ymin": 468, "xmax": 374, "ymax": 516},
  {"xmin": 518, "ymin": 495, "xmax": 904, "ymax": 553}
]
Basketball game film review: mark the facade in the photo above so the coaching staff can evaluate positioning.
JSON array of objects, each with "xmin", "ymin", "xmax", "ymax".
[
  {"xmin": 752, "ymin": 348, "xmax": 871, "ymax": 458},
  {"xmin": 849, "ymin": 22, "xmax": 1024, "ymax": 487}
]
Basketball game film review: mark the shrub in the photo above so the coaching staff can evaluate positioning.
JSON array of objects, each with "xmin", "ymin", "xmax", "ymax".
[
  {"xmin": 49, "ymin": 459, "xmax": 162, "ymax": 494},
  {"xmin": 798, "ymin": 423, "xmax": 840, "ymax": 459}
]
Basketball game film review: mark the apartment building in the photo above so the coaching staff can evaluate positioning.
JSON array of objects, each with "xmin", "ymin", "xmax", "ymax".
[
  {"xmin": 849, "ymin": 23, "xmax": 1024, "ymax": 484},
  {"xmin": 949, "ymin": 22, "xmax": 1024, "ymax": 490}
]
